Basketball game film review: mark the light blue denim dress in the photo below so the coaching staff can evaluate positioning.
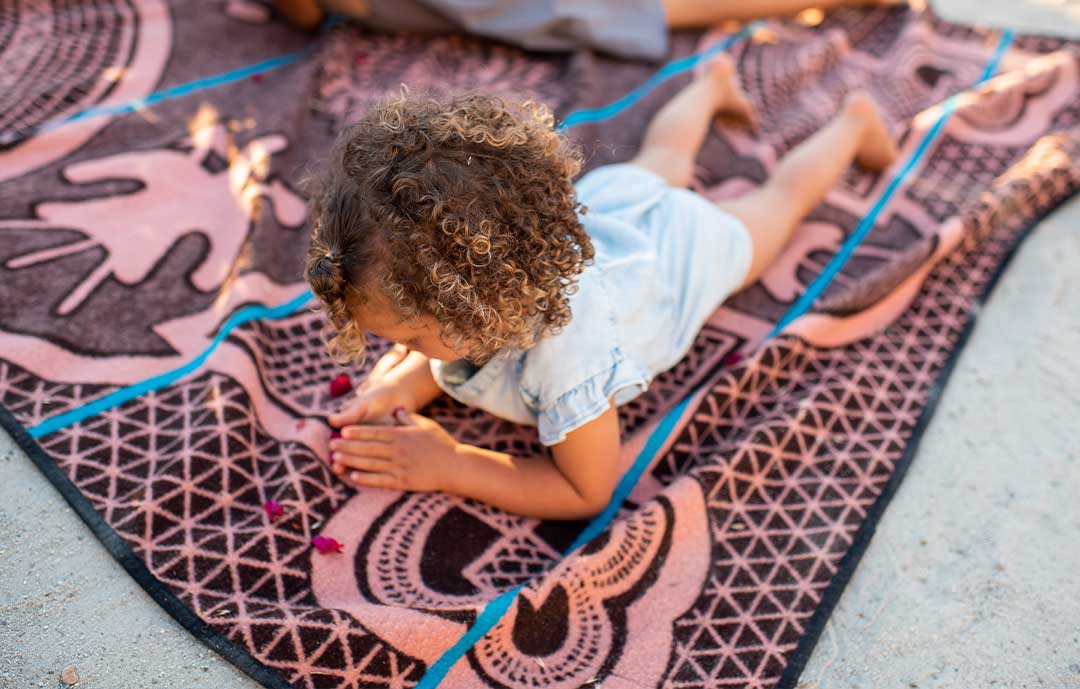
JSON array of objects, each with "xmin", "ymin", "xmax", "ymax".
[{"xmin": 430, "ymin": 164, "xmax": 752, "ymax": 445}]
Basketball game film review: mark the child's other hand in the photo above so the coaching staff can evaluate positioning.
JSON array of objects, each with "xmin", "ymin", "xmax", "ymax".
[
  {"xmin": 328, "ymin": 345, "xmax": 411, "ymax": 427},
  {"xmin": 363, "ymin": 343, "xmax": 410, "ymax": 386},
  {"xmin": 329, "ymin": 412, "xmax": 458, "ymax": 493},
  {"xmin": 328, "ymin": 385, "xmax": 407, "ymax": 427}
]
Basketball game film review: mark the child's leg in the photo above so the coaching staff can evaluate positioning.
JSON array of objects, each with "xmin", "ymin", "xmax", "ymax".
[
  {"xmin": 663, "ymin": 0, "xmax": 903, "ymax": 27},
  {"xmin": 718, "ymin": 92, "xmax": 898, "ymax": 288},
  {"xmin": 630, "ymin": 54, "xmax": 755, "ymax": 188}
]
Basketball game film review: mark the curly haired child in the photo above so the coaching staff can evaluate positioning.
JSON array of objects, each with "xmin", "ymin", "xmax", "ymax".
[{"xmin": 305, "ymin": 55, "xmax": 897, "ymax": 519}]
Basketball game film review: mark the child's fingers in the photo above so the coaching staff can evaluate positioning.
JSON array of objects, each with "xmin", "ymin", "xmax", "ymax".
[
  {"xmin": 361, "ymin": 346, "xmax": 408, "ymax": 390},
  {"xmin": 333, "ymin": 454, "xmax": 393, "ymax": 473},
  {"xmin": 331, "ymin": 439, "xmax": 394, "ymax": 459},
  {"xmin": 342, "ymin": 424, "xmax": 396, "ymax": 442},
  {"xmin": 346, "ymin": 470, "xmax": 401, "ymax": 491},
  {"xmin": 368, "ymin": 344, "xmax": 409, "ymax": 381},
  {"xmin": 328, "ymin": 400, "xmax": 369, "ymax": 428}
]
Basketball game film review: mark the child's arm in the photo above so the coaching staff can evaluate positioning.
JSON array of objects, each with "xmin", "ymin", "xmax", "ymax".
[
  {"xmin": 330, "ymin": 405, "xmax": 622, "ymax": 520},
  {"xmin": 447, "ymin": 406, "xmax": 621, "ymax": 519}
]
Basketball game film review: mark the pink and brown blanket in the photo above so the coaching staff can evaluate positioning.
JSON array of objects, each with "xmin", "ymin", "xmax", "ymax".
[{"xmin": 2, "ymin": 2, "xmax": 1078, "ymax": 688}]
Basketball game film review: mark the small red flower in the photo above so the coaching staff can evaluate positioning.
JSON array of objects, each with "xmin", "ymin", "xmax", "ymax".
[
  {"xmin": 312, "ymin": 535, "xmax": 344, "ymax": 554},
  {"xmin": 263, "ymin": 500, "xmax": 284, "ymax": 520},
  {"xmin": 328, "ymin": 374, "xmax": 352, "ymax": 399},
  {"xmin": 722, "ymin": 351, "xmax": 744, "ymax": 367}
]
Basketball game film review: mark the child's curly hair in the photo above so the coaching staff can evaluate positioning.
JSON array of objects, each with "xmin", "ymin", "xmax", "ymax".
[{"xmin": 305, "ymin": 91, "xmax": 593, "ymax": 363}]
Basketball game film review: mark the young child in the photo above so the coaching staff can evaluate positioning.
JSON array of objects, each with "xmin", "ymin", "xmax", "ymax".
[
  {"xmin": 275, "ymin": 0, "xmax": 902, "ymax": 61},
  {"xmin": 306, "ymin": 55, "xmax": 897, "ymax": 519}
]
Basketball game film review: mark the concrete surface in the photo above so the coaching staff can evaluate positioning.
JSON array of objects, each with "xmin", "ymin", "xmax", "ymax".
[
  {"xmin": 796, "ymin": 195, "xmax": 1080, "ymax": 689},
  {"xmin": 931, "ymin": 0, "xmax": 1080, "ymax": 40},
  {"xmin": 2, "ymin": 6, "xmax": 1080, "ymax": 689},
  {"xmin": 0, "ymin": 439, "xmax": 256, "ymax": 689}
]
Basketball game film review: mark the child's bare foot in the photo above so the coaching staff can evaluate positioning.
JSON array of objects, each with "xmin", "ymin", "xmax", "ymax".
[
  {"xmin": 700, "ymin": 53, "xmax": 758, "ymax": 127},
  {"xmin": 842, "ymin": 91, "xmax": 898, "ymax": 170}
]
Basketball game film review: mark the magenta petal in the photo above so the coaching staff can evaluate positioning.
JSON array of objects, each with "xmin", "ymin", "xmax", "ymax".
[
  {"xmin": 328, "ymin": 374, "xmax": 352, "ymax": 399},
  {"xmin": 263, "ymin": 500, "xmax": 284, "ymax": 520},
  {"xmin": 312, "ymin": 535, "xmax": 344, "ymax": 554}
]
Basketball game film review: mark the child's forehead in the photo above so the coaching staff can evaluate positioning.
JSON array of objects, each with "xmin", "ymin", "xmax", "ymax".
[
  {"xmin": 351, "ymin": 299, "xmax": 402, "ymax": 330},
  {"xmin": 352, "ymin": 299, "xmax": 433, "ymax": 336}
]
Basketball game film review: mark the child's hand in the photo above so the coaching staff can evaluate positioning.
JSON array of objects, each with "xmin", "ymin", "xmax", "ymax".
[
  {"xmin": 328, "ymin": 345, "xmax": 411, "ymax": 427},
  {"xmin": 329, "ymin": 385, "xmax": 407, "ymax": 427},
  {"xmin": 329, "ymin": 412, "xmax": 458, "ymax": 493}
]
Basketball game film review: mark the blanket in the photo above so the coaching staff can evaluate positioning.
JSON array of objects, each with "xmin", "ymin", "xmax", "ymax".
[{"xmin": 2, "ymin": 2, "xmax": 1078, "ymax": 688}]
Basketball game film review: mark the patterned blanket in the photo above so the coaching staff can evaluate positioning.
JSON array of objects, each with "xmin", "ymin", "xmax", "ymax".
[{"xmin": 2, "ymin": 2, "xmax": 1079, "ymax": 688}]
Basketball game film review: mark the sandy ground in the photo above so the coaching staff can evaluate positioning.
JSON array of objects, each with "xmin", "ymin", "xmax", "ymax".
[{"xmin": 2, "ymin": 3, "xmax": 1079, "ymax": 687}]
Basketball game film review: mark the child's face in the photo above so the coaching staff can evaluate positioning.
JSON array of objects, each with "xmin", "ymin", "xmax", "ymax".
[{"xmin": 352, "ymin": 301, "xmax": 465, "ymax": 362}]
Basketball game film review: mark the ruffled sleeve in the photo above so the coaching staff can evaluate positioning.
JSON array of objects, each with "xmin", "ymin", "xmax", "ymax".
[
  {"xmin": 518, "ymin": 261, "xmax": 654, "ymax": 445},
  {"xmin": 529, "ymin": 350, "xmax": 650, "ymax": 446}
]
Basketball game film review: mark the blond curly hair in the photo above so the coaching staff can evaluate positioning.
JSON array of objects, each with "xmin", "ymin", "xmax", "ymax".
[{"xmin": 305, "ymin": 91, "xmax": 593, "ymax": 364}]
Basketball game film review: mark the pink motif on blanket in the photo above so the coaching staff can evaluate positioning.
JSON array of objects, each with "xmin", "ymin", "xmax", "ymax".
[
  {"xmin": 0, "ymin": 0, "xmax": 172, "ymax": 183},
  {"xmin": 310, "ymin": 479, "xmax": 711, "ymax": 687}
]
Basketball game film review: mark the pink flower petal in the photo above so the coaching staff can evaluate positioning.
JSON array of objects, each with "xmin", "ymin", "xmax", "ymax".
[
  {"xmin": 312, "ymin": 535, "xmax": 344, "ymax": 554},
  {"xmin": 328, "ymin": 374, "xmax": 352, "ymax": 399},
  {"xmin": 263, "ymin": 500, "xmax": 284, "ymax": 520},
  {"xmin": 722, "ymin": 351, "xmax": 744, "ymax": 367}
]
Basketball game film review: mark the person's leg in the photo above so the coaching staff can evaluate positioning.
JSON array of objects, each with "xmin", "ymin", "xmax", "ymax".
[
  {"xmin": 719, "ymin": 92, "xmax": 898, "ymax": 288},
  {"xmin": 273, "ymin": 0, "xmax": 325, "ymax": 28},
  {"xmin": 630, "ymin": 54, "xmax": 755, "ymax": 187},
  {"xmin": 663, "ymin": 0, "xmax": 904, "ymax": 27}
]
